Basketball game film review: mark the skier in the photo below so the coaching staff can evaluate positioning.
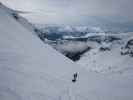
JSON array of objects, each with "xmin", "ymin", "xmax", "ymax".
[
  {"xmin": 72, "ymin": 72, "xmax": 78, "ymax": 83},
  {"xmin": 12, "ymin": 13, "xmax": 19, "ymax": 20}
]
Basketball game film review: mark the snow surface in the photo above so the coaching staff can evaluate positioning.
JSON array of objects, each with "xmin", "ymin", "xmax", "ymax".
[
  {"xmin": 0, "ymin": 3, "xmax": 133, "ymax": 100},
  {"xmin": 77, "ymin": 33, "xmax": 133, "ymax": 75}
]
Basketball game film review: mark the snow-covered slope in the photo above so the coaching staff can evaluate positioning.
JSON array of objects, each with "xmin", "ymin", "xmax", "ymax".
[
  {"xmin": 77, "ymin": 33, "xmax": 133, "ymax": 75},
  {"xmin": 0, "ymin": 3, "xmax": 133, "ymax": 100}
]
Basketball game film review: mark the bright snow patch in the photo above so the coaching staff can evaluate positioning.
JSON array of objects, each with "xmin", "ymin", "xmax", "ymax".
[{"xmin": 0, "ymin": 3, "xmax": 133, "ymax": 100}]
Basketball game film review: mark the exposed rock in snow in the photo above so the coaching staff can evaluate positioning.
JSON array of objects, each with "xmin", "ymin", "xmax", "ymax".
[
  {"xmin": 0, "ymin": 3, "xmax": 133, "ymax": 100},
  {"xmin": 77, "ymin": 33, "xmax": 133, "ymax": 75}
]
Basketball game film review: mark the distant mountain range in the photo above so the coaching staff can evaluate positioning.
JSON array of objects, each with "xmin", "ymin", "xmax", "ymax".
[
  {"xmin": 1, "ymin": 3, "xmax": 133, "ymax": 100},
  {"xmin": 34, "ymin": 15, "xmax": 133, "ymax": 34}
]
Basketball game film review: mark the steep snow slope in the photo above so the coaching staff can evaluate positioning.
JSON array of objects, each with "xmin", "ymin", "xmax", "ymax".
[{"xmin": 0, "ymin": 3, "xmax": 133, "ymax": 100}]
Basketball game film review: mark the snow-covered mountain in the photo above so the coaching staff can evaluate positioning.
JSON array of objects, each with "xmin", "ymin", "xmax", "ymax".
[
  {"xmin": 1, "ymin": 3, "xmax": 133, "ymax": 100},
  {"xmin": 77, "ymin": 33, "xmax": 133, "ymax": 74},
  {"xmin": 34, "ymin": 17, "xmax": 133, "ymax": 38},
  {"xmin": 33, "ymin": 24, "xmax": 133, "ymax": 63}
]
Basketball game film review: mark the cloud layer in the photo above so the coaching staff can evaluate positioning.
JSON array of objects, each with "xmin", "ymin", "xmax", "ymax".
[{"xmin": 1, "ymin": 0, "xmax": 133, "ymax": 25}]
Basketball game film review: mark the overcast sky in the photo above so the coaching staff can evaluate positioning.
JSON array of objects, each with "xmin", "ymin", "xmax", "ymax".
[{"xmin": 0, "ymin": 0, "xmax": 133, "ymax": 25}]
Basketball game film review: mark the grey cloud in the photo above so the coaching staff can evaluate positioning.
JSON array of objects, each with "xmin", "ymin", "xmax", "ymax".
[{"xmin": 0, "ymin": 0, "xmax": 133, "ymax": 24}]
